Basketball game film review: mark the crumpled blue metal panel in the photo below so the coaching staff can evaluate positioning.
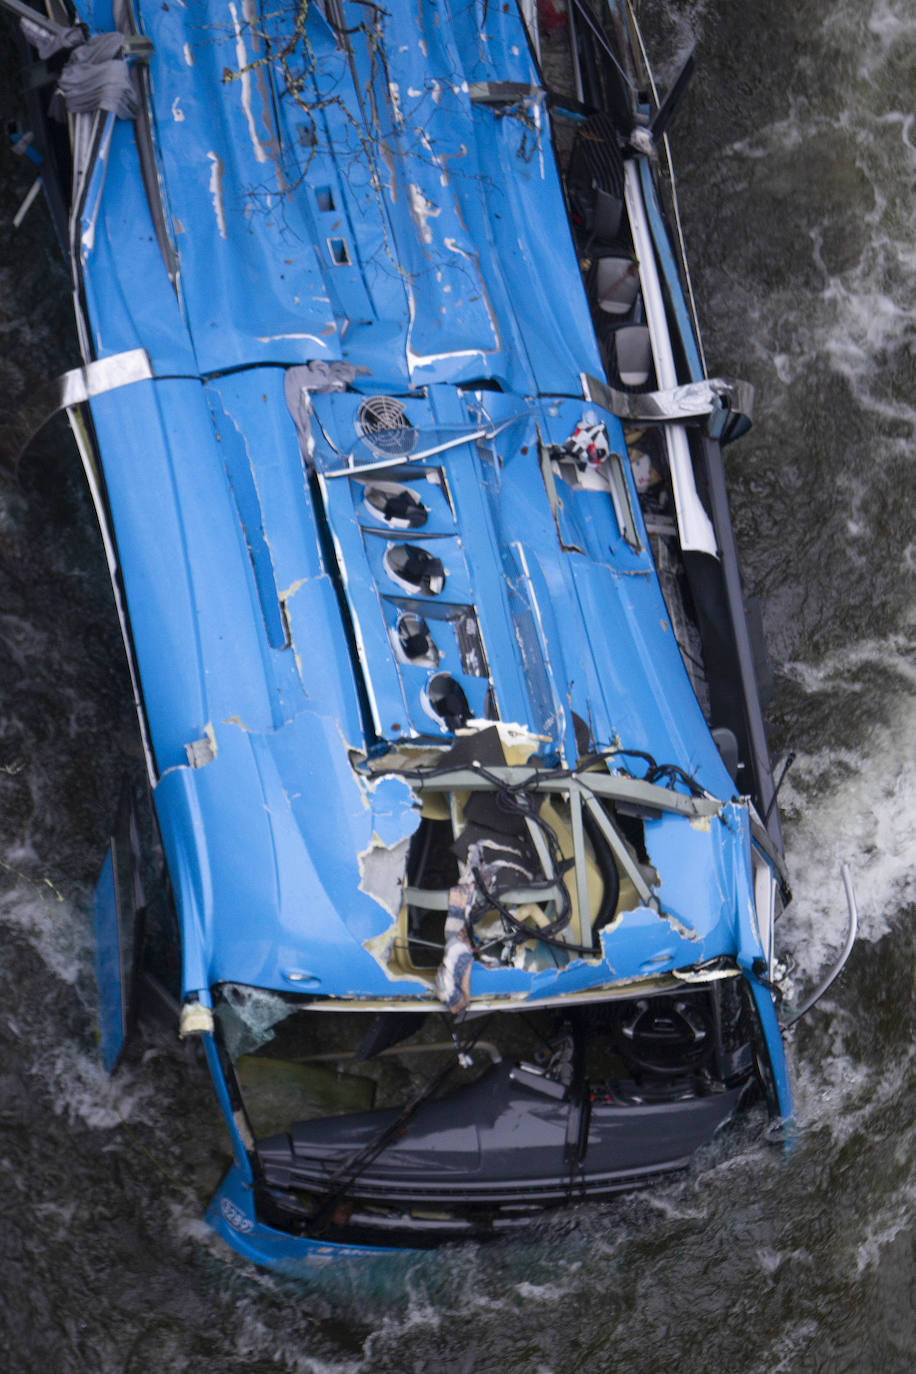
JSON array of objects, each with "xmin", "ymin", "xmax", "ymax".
[
  {"xmin": 318, "ymin": 0, "xmax": 601, "ymax": 391},
  {"xmin": 72, "ymin": 0, "xmax": 602, "ymax": 390},
  {"xmin": 86, "ymin": 354, "xmax": 736, "ymax": 999},
  {"xmin": 66, "ymin": 0, "xmax": 758, "ymax": 1007},
  {"xmin": 136, "ymin": 3, "xmax": 343, "ymax": 374},
  {"xmin": 564, "ymin": 555, "xmax": 728, "ymax": 780},
  {"xmin": 643, "ymin": 810, "xmax": 737, "ymax": 946},
  {"xmin": 202, "ymin": 368, "xmax": 364, "ymax": 738},
  {"xmin": 155, "ymin": 709, "xmax": 748, "ymax": 1003},
  {"xmin": 77, "ymin": 115, "xmax": 197, "ymax": 375},
  {"xmin": 154, "ymin": 715, "xmax": 427, "ymax": 998},
  {"xmin": 89, "ymin": 376, "xmax": 297, "ymax": 767}
]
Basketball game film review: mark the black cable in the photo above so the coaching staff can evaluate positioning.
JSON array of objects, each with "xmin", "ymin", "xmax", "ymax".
[
  {"xmin": 390, "ymin": 748, "xmax": 704, "ymax": 960},
  {"xmin": 577, "ymin": 746, "xmax": 658, "ymax": 774},
  {"xmin": 645, "ymin": 762, "xmax": 706, "ymax": 797},
  {"xmin": 764, "ymin": 751, "xmax": 796, "ymax": 824},
  {"xmin": 469, "ymin": 868, "xmax": 596, "ymax": 956}
]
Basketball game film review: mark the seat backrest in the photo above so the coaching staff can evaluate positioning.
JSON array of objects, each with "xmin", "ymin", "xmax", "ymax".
[
  {"xmin": 595, "ymin": 256, "xmax": 639, "ymax": 315},
  {"xmin": 615, "ymin": 325, "xmax": 652, "ymax": 387}
]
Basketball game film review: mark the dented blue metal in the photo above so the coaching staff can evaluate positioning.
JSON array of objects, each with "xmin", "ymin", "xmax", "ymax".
[{"xmin": 27, "ymin": 0, "xmax": 795, "ymax": 1261}]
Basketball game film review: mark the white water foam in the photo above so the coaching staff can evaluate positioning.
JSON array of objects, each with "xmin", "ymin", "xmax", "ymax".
[
  {"xmin": 165, "ymin": 1202, "xmax": 217, "ymax": 1255},
  {"xmin": 767, "ymin": 1320, "xmax": 822, "ymax": 1374},
  {"xmin": 513, "ymin": 1280, "xmax": 569, "ymax": 1302},
  {"xmin": 778, "ymin": 636, "xmax": 916, "ymax": 972},
  {"xmin": 0, "ymin": 878, "xmax": 92, "ymax": 989},
  {"xmin": 709, "ymin": 3, "xmax": 916, "ymax": 435},
  {"xmin": 638, "ymin": 1191, "xmax": 707, "ymax": 1223},
  {"xmin": 855, "ymin": 1177, "xmax": 916, "ymax": 1271},
  {"xmin": 861, "ymin": 0, "xmax": 916, "ymax": 70},
  {"xmin": 792, "ymin": 1019, "xmax": 916, "ymax": 1145},
  {"xmin": 30, "ymin": 1041, "xmax": 158, "ymax": 1130}
]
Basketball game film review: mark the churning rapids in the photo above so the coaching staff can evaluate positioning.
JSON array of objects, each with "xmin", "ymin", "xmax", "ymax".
[{"xmin": 0, "ymin": 1, "xmax": 913, "ymax": 1369}]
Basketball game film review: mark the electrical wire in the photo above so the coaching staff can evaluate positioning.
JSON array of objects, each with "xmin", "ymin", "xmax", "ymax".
[{"xmin": 396, "ymin": 747, "xmax": 702, "ymax": 959}]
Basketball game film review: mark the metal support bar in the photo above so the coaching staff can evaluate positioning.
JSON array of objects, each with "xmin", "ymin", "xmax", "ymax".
[
  {"xmin": 468, "ymin": 82, "xmax": 542, "ymax": 105},
  {"xmin": 524, "ymin": 815, "xmax": 558, "ymax": 888},
  {"xmin": 705, "ymin": 432, "xmax": 785, "ymax": 853},
  {"xmin": 566, "ymin": 0, "xmax": 585, "ymax": 103},
  {"xmin": 623, "ymin": 159, "xmax": 717, "ymax": 556},
  {"xmin": 583, "ymin": 796, "xmax": 654, "ymax": 907},
  {"xmin": 569, "ymin": 0, "xmax": 634, "ymax": 94},
  {"xmin": 0, "ymin": 0, "xmax": 84, "ymax": 43},
  {"xmin": 623, "ymin": 0, "xmax": 708, "ymax": 378},
  {"xmin": 119, "ymin": 34, "xmax": 154, "ymax": 60},
  {"xmin": 649, "ymin": 48, "xmax": 696, "ymax": 142},
  {"xmin": 326, "ymin": 412, "xmax": 528, "ymax": 478},
  {"xmin": 569, "ymin": 786, "xmax": 591, "ymax": 945},
  {"xmin": 12, "ymin": 176, "xmax": 42, "ymax": 228},
  {"xmin": 397, "ymin": 764, "xmax": 720, "ymax": 820},
  {"xmin": 404, "ymin": 883, "xmax": 565, "ymax": 911}
]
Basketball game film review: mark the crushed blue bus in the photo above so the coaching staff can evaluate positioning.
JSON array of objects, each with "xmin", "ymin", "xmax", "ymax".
[{"xmin": 14, "ymin": 0, "xmax": 795, "ymax": 1265}]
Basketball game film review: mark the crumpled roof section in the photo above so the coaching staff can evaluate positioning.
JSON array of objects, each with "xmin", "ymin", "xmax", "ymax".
[
  {"xmin": 138, "ymin": 0, "xmax": 602, "ymax": 388},
  {"xmin": 65, "ymin": 0, "xmax": 749, "ymax": 1005}
]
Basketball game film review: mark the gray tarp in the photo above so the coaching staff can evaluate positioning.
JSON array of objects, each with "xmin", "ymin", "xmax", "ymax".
[
  {"xmin": 55, "ymin": 32, "xmax": 139, "ymax": 120},
  {"xmin": 19, "ymin": 15, "xmax": 84, "ymax": 60},
  {"xmin": 284, "ymin": 362, "xmax": 360, "ymax": 466}
]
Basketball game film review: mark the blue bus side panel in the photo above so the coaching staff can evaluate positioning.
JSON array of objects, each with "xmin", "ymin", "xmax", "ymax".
[{"xmin": 94, "ymin": 843, "xmax": 128, "ymax": 1072}]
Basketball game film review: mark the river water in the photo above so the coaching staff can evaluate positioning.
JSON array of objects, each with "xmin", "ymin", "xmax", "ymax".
[{"xmin": 0, "ymin": 1, "xmax": 913, "ymax": 1369}]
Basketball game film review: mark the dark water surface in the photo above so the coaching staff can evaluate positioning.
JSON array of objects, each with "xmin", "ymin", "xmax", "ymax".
[{"xmin": 1, "ymin": 1, "xmax": 914, "ymax": 1370}]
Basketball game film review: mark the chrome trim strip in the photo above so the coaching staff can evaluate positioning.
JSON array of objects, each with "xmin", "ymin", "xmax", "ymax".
[
  {"xmin": 56, "ymin": 347, "xmax": 153, "ymax": 408},
  {"xmin": 624, "ymin": 0, "xmax": 709, "ymax": 377},
  {"xmin": 34, "ymin": 348, "xmax": 154, "ymax": 433},
  {"xmin": 468, "ymin": 82, "xmax": 542, "ymax": 104},
  {"xmin": 582, "ymin": 372, "xmax": 754, "ymax": 429},
  {"xmin": 781, "ymin": 864, "xmax": 858, "ymax": 1027},
  {"xmin": 66, "ymin": 405, "xmax": 158, "ymax": 786}
]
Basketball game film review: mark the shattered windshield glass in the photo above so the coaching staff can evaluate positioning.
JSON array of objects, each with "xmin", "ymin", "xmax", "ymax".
[{"xmin": 215, "ymin": 983, "xmax": 294, "ymax": 1059}]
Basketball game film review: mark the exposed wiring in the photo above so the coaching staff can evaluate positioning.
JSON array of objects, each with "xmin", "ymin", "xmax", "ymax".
[{"xmin": 397, "ymin": 747, "xmax": 703, "ymax": 960}]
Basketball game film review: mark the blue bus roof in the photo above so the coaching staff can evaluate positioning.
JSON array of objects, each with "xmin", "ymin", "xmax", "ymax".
[{"xmin": 70, "ymin": 0, "xmax": 761, "ymax": 1003}]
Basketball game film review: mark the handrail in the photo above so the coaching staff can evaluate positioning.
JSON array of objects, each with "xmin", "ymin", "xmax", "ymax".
[
  {"xmin": 323, "ymin": 413, "xmax": 530, "ymax": 478},
  {"xmin": 623, "ymin": 0, "xmax": 709, "ymax": 378},
  {"xmin": 780, "ymin": 864, "xmax": 858, "ymax": 1027}
]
